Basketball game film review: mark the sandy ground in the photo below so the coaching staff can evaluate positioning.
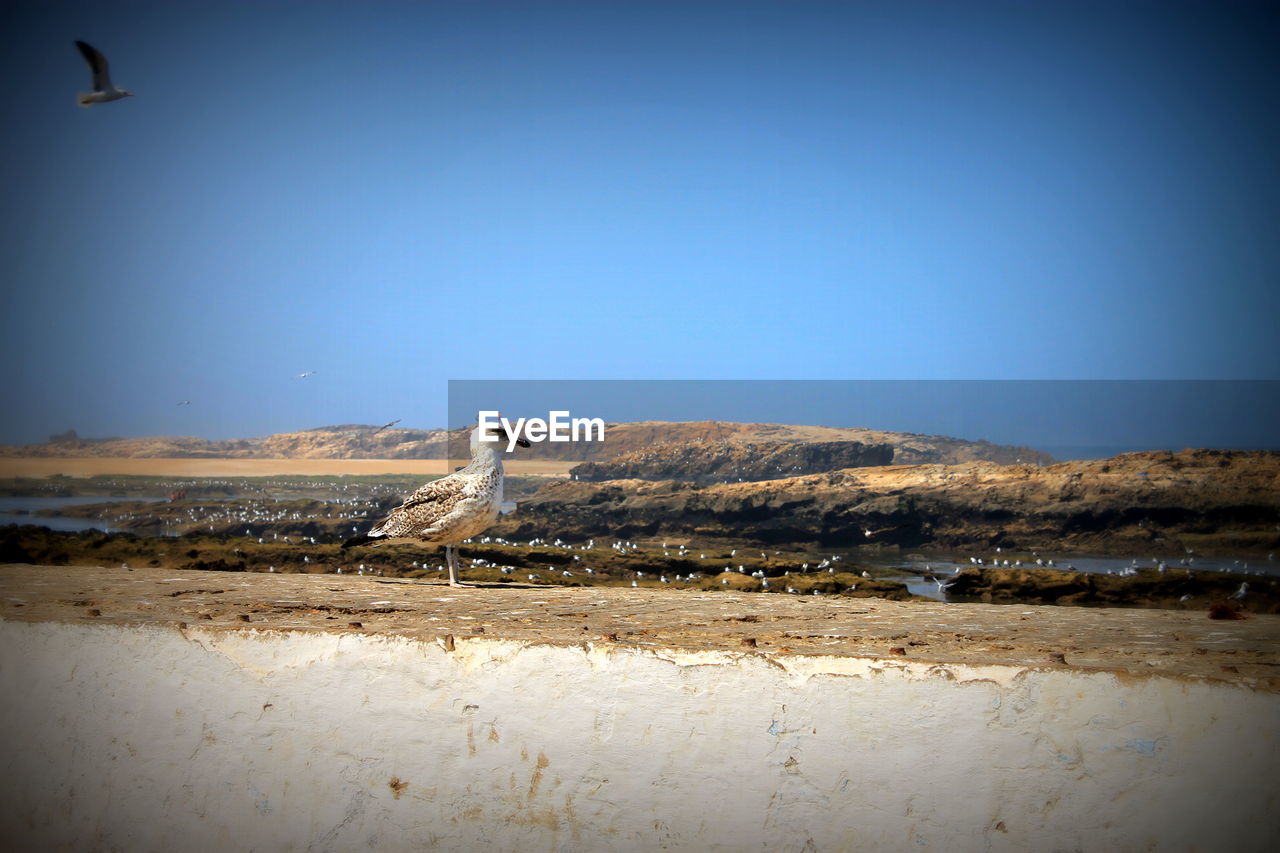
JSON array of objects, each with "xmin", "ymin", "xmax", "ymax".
[
  {"xmin": 0, "ymin": 458, "xmax": 575, "ymax": 479},
  {"xmin": 2, "ymin": 563, "xmax": 1277, "ymax": 690}
]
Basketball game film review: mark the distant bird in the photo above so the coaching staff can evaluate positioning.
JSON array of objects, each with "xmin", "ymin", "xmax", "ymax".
[
  {"xmin": 176, "ymin": 400, "xmax": 191, "ymax": 406},
  {"xmin": 371, "ymin": 418, "xmax": 401, "ymax": 435},
  {"xmin": 1229, "ymin": 582, "xmax": 1249, "ymax": 601},
  {"xmin": 293, "ymin": 370, "xmax": 315, "ymax": 379},
  {"xmin": 928, "ymin": 575, "xmax": 957, "ymax": 593},
  {"xmin": 74, "ymin": 41, "xmax": 133, "ymax": 106},
  {"xmin": 342, "ymin": 423, "xmax": 530, "ymax": 587}
]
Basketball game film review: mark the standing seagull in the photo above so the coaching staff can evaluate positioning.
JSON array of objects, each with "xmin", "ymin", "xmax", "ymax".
[
  {"xmin": 75, "ymin": 41, "xmax": 133, "ymax": 107},
  {"xmin": 342, "ymin": 422, "xmax": 530, "ymax": 587}
]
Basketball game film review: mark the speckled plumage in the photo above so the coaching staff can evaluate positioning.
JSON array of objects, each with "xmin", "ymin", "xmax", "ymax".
[{"xmin": 369, "ymin": 458, "xmax": 503, "ymax": 544}]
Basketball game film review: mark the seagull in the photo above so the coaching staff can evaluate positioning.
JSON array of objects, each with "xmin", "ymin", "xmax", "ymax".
[
  {"xmin": 342, "ymin": 422, "xmax": 529, "ymax": 587},
  {"xmin": 928, "ymin": 575, "xmax": 957, "ymax": 593},
  {"xmin": 75, "ymin": 41, "xmax": 133, "ymax": 107},
  {"xmin": 371, "ymin": 418, "xmax": 401, "ymax": 435},
  {"xmin": 176, "ymin": 400, "xmax": 191, "ymax": 406},
  {"xmin": 293, "ymin": 370, "xmax": 315, "ymax": 379}
]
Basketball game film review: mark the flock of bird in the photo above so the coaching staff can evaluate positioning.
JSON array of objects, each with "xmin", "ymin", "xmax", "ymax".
[
  {"xmin": 90, "ymin": 495, "xmax": 380, "ymax": 535},
  {"xmin": 46, "ymin": 463, "xmax": 1278, "ymax": 600},
  {"xmin": 38, "ymin": 453, "xmax": 1277, "ymax": 599}
]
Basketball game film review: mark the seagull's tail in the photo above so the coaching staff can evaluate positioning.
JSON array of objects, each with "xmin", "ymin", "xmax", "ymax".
[
  {"xmin": 341, "ymin": 532, "xmax": 382, "ymax": 550},
  {"xmin": 77, "ymin": 93, "xmax": 94, "ymax": 107}
]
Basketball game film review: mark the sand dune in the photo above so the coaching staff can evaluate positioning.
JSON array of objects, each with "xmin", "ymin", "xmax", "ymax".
[{"xmin": 0, "ymin": 458, "xmax": 575, "ymax": 479}]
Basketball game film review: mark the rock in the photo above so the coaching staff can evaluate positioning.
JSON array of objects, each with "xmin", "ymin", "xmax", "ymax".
[
  {"xmin": 494, "ymin": 449, "xmax": 1280, "ymax": 554},
  {"xmin": 944, "ymin": 566, "xmax": 1278, "ymax": 612}
]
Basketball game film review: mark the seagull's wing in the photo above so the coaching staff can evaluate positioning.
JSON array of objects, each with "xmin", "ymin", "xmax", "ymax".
[
  {"xmin": 75, "ymin": 40, "xmax": 112, "ymax": 91},
  {"xmin": 399, "ymin": 475, "xmax": 464, "ymax": 511},
  {"xmin": 369, "ymin": 476, "xmax": 465, "ymax": 537}
]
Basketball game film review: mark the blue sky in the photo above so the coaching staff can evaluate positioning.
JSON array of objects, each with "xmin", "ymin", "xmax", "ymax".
[{"xmin": 1, "ymin": 1, "xmax": 1277, "ymax": 444}]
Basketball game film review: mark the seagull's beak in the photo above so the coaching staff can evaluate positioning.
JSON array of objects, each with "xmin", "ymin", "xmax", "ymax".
[{"xmin": 497, "ymin": 427, "xmax": 531, "ymax": 449}]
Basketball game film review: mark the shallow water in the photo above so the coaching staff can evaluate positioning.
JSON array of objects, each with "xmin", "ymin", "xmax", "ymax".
[
  {"xmin": 0, "ymin": 496, "xmax": 165, "ymax": 534},
  {"xmin": 867, "ymin": 553, "xmax": 1278, "ymax": 602},
  {"xmin": 888, "ymin": 553, "xmax": 1279, "ymax": 579}
]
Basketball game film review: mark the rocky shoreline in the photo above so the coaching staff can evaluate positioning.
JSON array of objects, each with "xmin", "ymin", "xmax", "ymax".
[{"xmin": 496, "ymin": 449, "xmax": 1280, "ymax": 556}]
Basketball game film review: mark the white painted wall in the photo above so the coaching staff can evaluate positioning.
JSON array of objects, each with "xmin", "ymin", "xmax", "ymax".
[{"xmin": 0, "ymin": 620, "xmax": 1275, "ymax": 852}]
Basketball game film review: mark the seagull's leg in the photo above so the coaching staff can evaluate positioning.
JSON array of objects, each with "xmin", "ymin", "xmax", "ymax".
[{"xmin": 447, "ymin": 545, "xmax": 473, "ymax": 588}]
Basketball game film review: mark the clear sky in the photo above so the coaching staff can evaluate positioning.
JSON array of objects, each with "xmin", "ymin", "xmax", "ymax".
[{"xmin": 1, "ymin": 1, "xmax": 1277, "ymax": 444}]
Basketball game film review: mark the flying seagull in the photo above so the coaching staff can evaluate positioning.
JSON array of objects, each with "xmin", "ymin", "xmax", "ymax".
[
  {"xmin": 371, "ymin": 418, "xmax": 401, "ymax": 435},
  {"xmin": 75, "ymin": 41, "xmax": 133, "ymax": 107},
  {"xmin": 176, "ymin": 400, "xmax": 192, "ymax": 406},
  {"xmin": 293, "ymin": 371, "xmax": 315, "ymax": 379},
  {"xmin": 343, "ymin": 423, "xmax": 530, "ymax": 587}
]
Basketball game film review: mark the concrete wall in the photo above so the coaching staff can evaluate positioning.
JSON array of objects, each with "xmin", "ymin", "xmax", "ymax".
[{"xmin": 1, "ymin": 619, "xmax": 1276, "ymax": 852}]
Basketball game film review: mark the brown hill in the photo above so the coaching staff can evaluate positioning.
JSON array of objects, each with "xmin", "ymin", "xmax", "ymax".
[
  {"xmin": 467, "ymin": 421, "xmax": 1053, "ymax": 466},
  {"xmin": 0, "ymin": 426, "xmax": 448, "ymax": 460},
  {"xmin": 1, "ymin": 420, "xmax": 1054, "ymax": 466},
  {"xmin": 569, "ymin": 440, "xmax": 895, "ymax": 483}
]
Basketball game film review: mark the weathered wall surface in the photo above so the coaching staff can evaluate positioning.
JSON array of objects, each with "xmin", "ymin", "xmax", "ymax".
[{"xmin": 1, "ymin": 619, "xmax": 1275, "ymax": 852}]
